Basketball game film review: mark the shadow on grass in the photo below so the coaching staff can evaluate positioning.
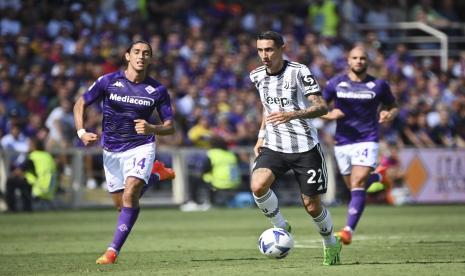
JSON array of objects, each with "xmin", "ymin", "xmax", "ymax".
[
  {"xmin": 343, "ymin": 260, "xmax": 465, "ymax": 266},
  {"xmin": 191, "ymin": 257, "xmax": 262, "ymax": 262}
]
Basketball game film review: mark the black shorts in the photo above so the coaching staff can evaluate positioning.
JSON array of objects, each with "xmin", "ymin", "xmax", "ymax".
[{"xmin": 253, "ymin": 144, "xmax": 328, "ymax": 196}]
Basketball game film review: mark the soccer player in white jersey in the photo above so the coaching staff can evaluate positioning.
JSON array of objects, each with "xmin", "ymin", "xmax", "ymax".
[
  {"xmin": 250, "ymin": 31, "xmax": 341, "ymax": 265},
  {"xmin": 322, "ymin": 46, "xmax": 398, "ymax": 245},
  {"xmin": 73, "ymin": 41, "xmax": 175, "ymax": 264}
]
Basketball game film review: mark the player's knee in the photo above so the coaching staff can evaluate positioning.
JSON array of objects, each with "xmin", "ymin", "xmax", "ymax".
[
  {"xmin": 250, "ymin": 182, "xmax": 268, "ymax": 197},
  {"xmin": 350, "ymin": 179, "xmax": 366, "ymax": 189},
  {"xmin": 302, "ymin": 195, "xmax": 322, "ymax": 217}
]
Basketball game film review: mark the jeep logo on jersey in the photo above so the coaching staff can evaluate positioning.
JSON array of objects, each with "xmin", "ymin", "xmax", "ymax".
[
  {"xmin": 109, "ymin": 93, "xmax": 154, "ymax": 106},
  {"xmin": 302, "ymin": 75, "xmax": 316, "ymax": 86},
  {"xmin": 266, "ymin": 96, "xmax": 291, "ymax": 107}
]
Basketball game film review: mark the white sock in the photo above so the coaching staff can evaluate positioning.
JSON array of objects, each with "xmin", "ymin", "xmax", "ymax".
[
  {"xmin": 253, "ymin": 189, "xmax": 286, "ymax": 228},
  {"xmin": 343, "ymin": 226, "xmax": 354, "ymax": 233},
  {"xmin": 312, "ymin": 207, "xmax": 336, "ymax": 246}
]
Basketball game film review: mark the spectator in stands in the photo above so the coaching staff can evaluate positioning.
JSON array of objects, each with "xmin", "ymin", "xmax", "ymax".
[
  {"xmin": 410, "ymin": 0, "xmax": 450, "ymax": 29},
  {"xmin": 181, "ymin": 135, "xmax": 242, "ymax": 211},
  {"xmin": 45, "ymin": 98, "xmax": 75, "ymax": 175},
  {"xmin": 188, "ymin": 115, "xmax": 212, "ymax": 148},
  {"xmin": 307, "ymin": 0, "xmax": 340, "ymax": 37},
  {"xmin": 365, "ymin": 2, "xmax": 391, "ymax": 42},
  {"xmin": 400, "ymin": 110, "xmax": 435, "ymax": 147},
  {"xmin": 430, "ymin": 108, "xmax": 456, "ymax": 147},
  {"xmin": 1, "ymin": 123, "xmax": 29, "ymax": 166},
  {"xmin": 5, "ymin": 137, "xmax": 57, "ymax": 212}
]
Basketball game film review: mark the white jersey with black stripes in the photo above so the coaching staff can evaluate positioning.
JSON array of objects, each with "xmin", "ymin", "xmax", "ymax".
[{"xmin": 250, "ymin": 60, "xmax": 321, "ymax": 153}]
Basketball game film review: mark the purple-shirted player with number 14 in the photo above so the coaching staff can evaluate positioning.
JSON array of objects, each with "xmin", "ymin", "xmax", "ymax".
[
  {"xmin": 322, "ymin": 46, "xmax": 398, "ymax": 245},
  {"xmin": 73, "ymin": 41, "xmax": 175, "ymax": 264}
]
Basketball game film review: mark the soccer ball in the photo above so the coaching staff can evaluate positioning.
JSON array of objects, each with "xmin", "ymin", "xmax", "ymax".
[{"xmin": 258, "ymin": 227, "xmax": 294, "ymax": 259}]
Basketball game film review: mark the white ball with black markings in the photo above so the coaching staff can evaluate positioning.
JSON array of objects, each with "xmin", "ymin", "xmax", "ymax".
[{"xmin": 258, "ymin": 228, "xmax": 294, "ymax": 259}]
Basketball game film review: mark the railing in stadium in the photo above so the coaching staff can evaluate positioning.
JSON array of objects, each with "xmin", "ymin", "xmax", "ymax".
[{"xmin": 354, "ymin": 21, "xmax": 465, "ymax": 72}]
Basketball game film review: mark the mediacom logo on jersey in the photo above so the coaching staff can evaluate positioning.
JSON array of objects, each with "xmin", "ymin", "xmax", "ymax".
[{"xmin": 109, "ymin": 93, "xmax": 154, "ymax": 106}]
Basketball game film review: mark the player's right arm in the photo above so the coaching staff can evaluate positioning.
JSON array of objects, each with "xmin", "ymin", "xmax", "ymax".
[
  {"xmin": 254, "ymin": 111, "xmax": 266, "ymax": 157},
  {"xmin": 73, "ymin": 96, "xmax": 98, "ymax": 146},
  {"xmin": 320, "ymin": 76, "xmax": 345, "ymax": 120},
  {"xmin": 73, "ymin": 76, "xmax": 107, "ymax": 146}
]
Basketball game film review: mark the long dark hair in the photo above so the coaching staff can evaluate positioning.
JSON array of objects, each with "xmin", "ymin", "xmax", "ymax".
[{"xmin": 125, "ymin": 40, "xmax": 153, "ymax": 57}]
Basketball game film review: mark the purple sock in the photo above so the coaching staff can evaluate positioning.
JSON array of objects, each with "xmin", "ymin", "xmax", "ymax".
[
  {"xmin": 109, "ymin": 207, "xmax": 140, "ymax": 252},
  {"xmin": 346, "ymin": 189, "xmax": 366, "ymax": 231},
  {"xmin": 365, "ymin": 173, "xmax": 381, "ymax": 189}
]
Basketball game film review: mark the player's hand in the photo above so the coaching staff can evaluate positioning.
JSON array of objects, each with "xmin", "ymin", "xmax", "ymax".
[
  {"xmin": 134, "ymin": 119, "xmax": 153, "ymax": 135},
  {"xmin": 266, "ymin": 111, "xmax": 292, "ymax": 125},
  {"xmin": 330, "ymin": 109, "xmax": 345, "ymax": 119},
  {"xmin": 379, "ymin": 110, "xmax": 394, "ymax": 123},
  {"xmin": 321, "ymin": 108, "xmax": 345, "ymax": 120},
  {"xmin": 81, "ymin": 132, "xmax": 98, "ymax": 146}
]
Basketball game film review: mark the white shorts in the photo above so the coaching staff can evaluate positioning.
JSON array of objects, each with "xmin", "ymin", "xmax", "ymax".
[
  {"xmin": 334, "ymin": 142, "xmax": 379, "ymax": 175},
  {"xmin": 103, "ymin": 143, "xmax": 156, "ymax": 193}
]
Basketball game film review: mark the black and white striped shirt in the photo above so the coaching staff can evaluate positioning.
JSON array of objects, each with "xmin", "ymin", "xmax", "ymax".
[{"xmin": 250, "ymin": 60, "xmax": 321, "ymax": 153}]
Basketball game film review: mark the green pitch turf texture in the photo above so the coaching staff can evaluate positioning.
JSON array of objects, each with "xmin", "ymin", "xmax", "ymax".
[{"xmin": 1, "ymin": 205, "xmax": 464, "ymax": 276}]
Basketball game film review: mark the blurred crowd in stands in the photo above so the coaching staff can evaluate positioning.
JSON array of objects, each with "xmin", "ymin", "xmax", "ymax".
[{"xmin": 1, "ymin": 0, "xmax": 465, "ymax": 175}]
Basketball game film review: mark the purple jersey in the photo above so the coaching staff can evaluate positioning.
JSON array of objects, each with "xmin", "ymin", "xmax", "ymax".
[
  {"xmin": 83, "ymin": 71, "xmax": 173, "ymax": 152},
  {"xmin": 323, "ymin": 74, "xmax": 395, "ymax": 145}
]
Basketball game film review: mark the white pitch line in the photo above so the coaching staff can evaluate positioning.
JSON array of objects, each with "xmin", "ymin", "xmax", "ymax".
[{"xmin": 294, "ymin": 235, "xmax": 405, "ymax": 248}]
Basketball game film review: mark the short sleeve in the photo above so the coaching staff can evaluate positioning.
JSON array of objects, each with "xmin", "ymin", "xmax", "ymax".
[
  {"xmin": 156, "ymin": 86, "xmax": 174, "ymax": 122},
  {"xmin": 379, "ymin": 80, "xmax": 396, "ymax": 106},
  {"xmin": 322, "ymin": 79, "xmax": 336, "ymax": 103},
  {"xmin": 83, "ymin": 75, "xmax": 108, "ymax": 106},
  {"xmin": 299, "ymin": 65, "xmax": 321, "ymax": 96}
]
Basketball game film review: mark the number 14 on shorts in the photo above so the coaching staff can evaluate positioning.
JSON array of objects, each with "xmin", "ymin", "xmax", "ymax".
[{"xmin": 133, "ymin": 157, "xmax": 146, "ymax": 169}]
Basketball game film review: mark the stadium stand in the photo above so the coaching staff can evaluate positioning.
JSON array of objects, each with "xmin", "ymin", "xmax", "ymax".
[{"xmin": 1, "ymin": 0, "xmax": 465, "ymax": 209}]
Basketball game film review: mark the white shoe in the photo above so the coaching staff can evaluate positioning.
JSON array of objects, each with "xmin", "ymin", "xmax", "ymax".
[
  {"xmin": 180, "ymin": 201, "xmax": 199, "ymax": 212},
  {"xmin": 180, "ymin": 201, "xmax": 210, "ymax": 212},
  {"xmin": 199, "ymin": 202, "xmax": 211, "ymax": 211},
  {"xmin": 86, "ymin": 178, "xmax": 97, "ymax": 189}
]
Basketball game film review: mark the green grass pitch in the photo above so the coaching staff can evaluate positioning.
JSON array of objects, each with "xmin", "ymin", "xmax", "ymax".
[{"xmin": 1, "ymin": 205, "xmax": 464, "ymax": 275}]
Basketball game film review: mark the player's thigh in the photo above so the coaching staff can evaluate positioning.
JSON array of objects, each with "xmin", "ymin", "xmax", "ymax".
[
  {"xmin": 251, "ymin": 168, "xmax": 275, "ymax": 194},
  {"xmin": 334, "ymin": 144, "xmax": 352, "ymax": 175},
  {"xmin": 292, "ymin": 144, "xmax": 328, "ymax": 196},
  {"xmin": 252, "ymin": 148, "xmax": 289, "ymax": 193},
  {"xmin": 103, "ymin": 150, "xmax": 125, "ymax": 192},
  {"xmin": 349, "ymin": 141, "xmax": 379, "ymax": 169}
]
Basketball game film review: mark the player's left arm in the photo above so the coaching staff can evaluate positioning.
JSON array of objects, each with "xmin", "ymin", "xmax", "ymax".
[
  {"xmin": 266, "ymin": 94, "xmax": 328, "ymax": 125},
  {"xmin": 379, "ymin": 103, "xmax": 398, "ymax": 123},
  {"xmin": 378, "ymin": 80, "xmax": 399, "ymax": 123},
  {"xmin": 134, "ymin": 85, "xmax": 175, "ymax": 135},
  {"xmin": 134, "ymin": 118, "xmax": 175, "ymax": 135},
  {"xmin": 266, "ymin": 67, "xmax": 328, "ymax": 125}
]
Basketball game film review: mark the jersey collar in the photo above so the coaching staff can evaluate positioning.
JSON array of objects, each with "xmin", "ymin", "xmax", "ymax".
[{"xmin": 266, "ymin": 60, "xmax": 288, "ymax": 76}]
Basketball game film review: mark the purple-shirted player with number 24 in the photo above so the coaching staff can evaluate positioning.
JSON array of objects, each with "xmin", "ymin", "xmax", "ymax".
[
  {"xmin": 73, "ymin": 41, "xmax": 175, "ymax": 264},
  {"xmin": 322, "ymin": 46, "xmax": 398, "ymax": 245}
]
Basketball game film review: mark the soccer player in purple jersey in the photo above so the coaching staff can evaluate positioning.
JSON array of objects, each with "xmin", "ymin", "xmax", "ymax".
[
  {"xmin": 250, "ymin": 31, "xmax": 341, "ymax": 265},
  {"xmin": 322, "ymin": 46, "xmax": 398, "ymax": 245},
  {"xmin": 73, "ymin": 41, "xmax": 175, "ymax": 264}
]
